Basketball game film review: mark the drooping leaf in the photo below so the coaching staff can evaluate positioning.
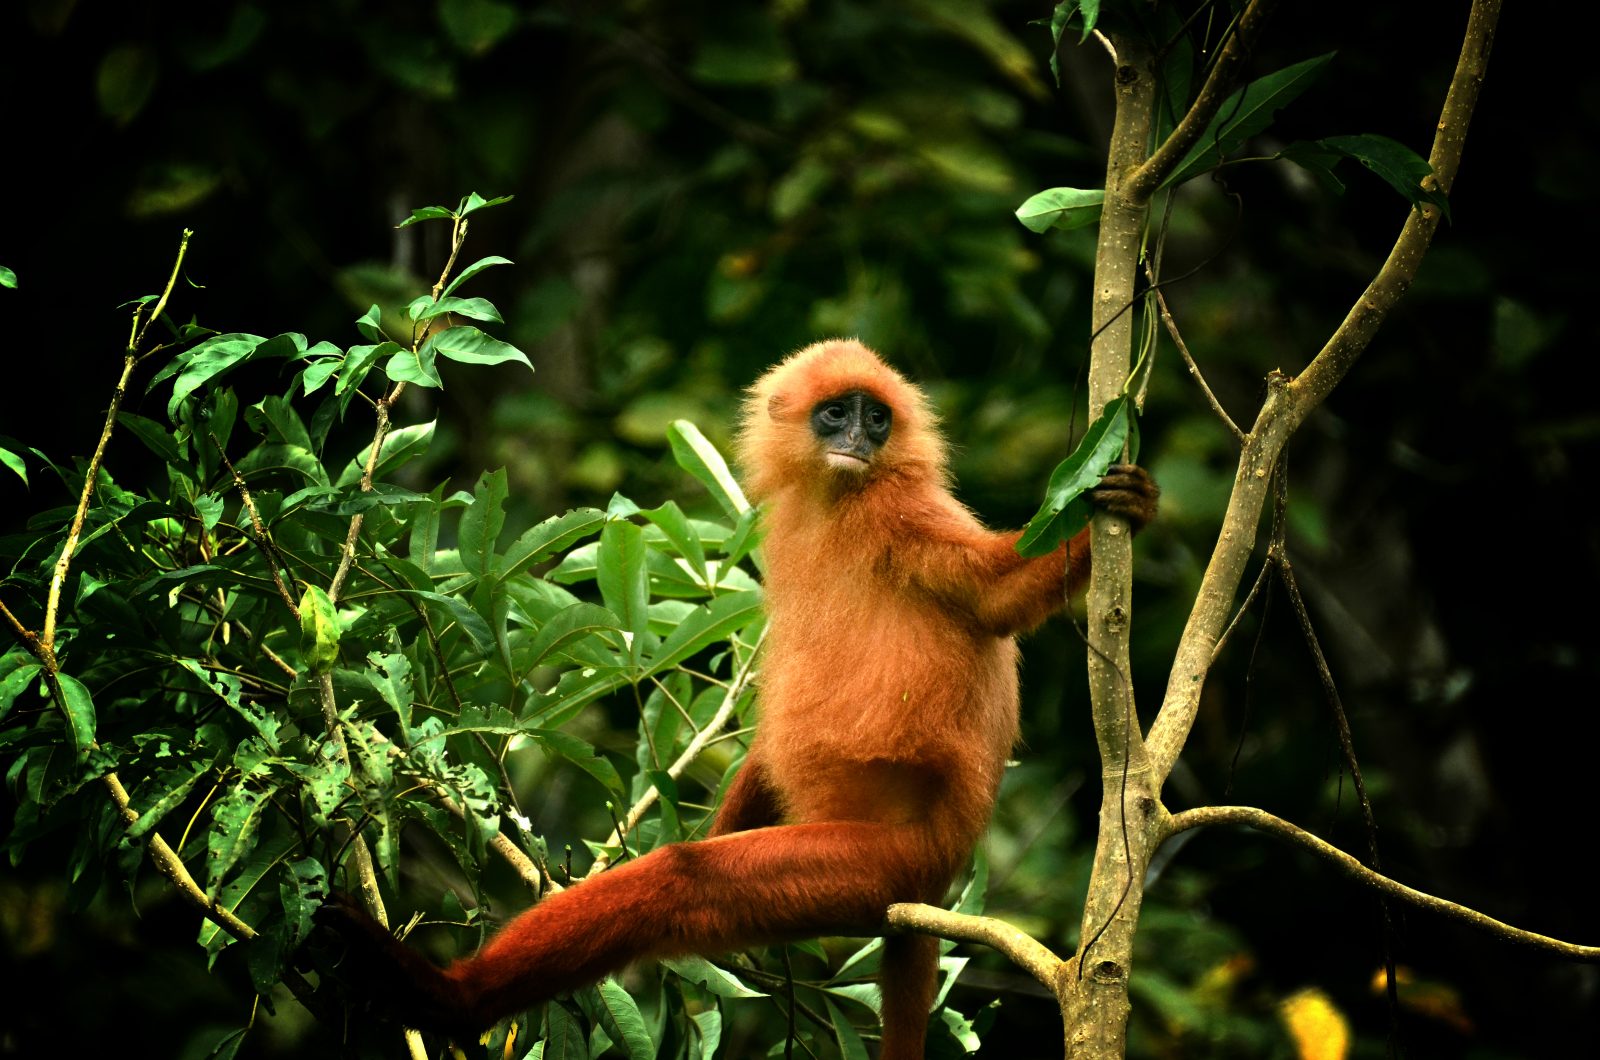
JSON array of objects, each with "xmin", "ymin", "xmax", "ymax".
[
  {"xmin": 1014, "ymin": 187, "xmax": 1104, "ymax": 234},
  {"xmin": 1163, "ymin": 53, "xmax": 1336, "ymax": 189},
  {"xmin": 667, "ymin": 420, "xmax": 750, "ymax": 520},
  {"xmin": 1015, "ymin": 395, "xmax": 1130, "ymax": 557},
  {"xmin": 55, "ymin": 674, "xmax": 98, "ymax": 761},
  {"xmin": 425, "ymin": 325, "xmax": 533, "ymax": 370}
]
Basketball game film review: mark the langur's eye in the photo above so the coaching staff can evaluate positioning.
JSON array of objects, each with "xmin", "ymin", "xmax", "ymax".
[
  {"xmin": 821, "ymin": 403, "xmax": 846, "ymax": 423},
  {"xmin": 867, "ymin": 407, "xmax": 888, "ymax": 426}
]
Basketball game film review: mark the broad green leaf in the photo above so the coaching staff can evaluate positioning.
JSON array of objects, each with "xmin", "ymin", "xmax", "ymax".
[
  {"xmin": 497, "ymin": 508, "xmax": 606, "ymax": 581},
  {"xmin": 641, "ymin": 500, "xmax": 706, "ymax": 575},
  {"xmin": 0, "ymin": 265, "xmax": 15, "ymax": 289},
  {"xmin": 0, "ymin": 662, "xmax": 41, "ymax": 721},
  {"xmin": 661, "ymin": 955, "xmax": 767, "ymax": 998},
  {"xmin": 426, "ymin": 325, "xmax": 533, "ymax": 370},
  {"xmin": 542, "ymin": 1001, "xmax": 587, "ymax": 1060},
  {"xmin": 1298, "ymin": 133, "xmax": 1452, "ymax": 218},
  {"xmin": 153, "ymin": 333, "xmax": 267, "ymax": 417},
  {"xmin": 459, "ymin": 191, "xmax": 513, "ymax": 216},
  {"xmin": 336, "ymin": 420, "xmax": 435, "ymax": 487},
  {"xmin": 355, "ymin": 304, "xmax": 384, "ymax": 342},
  {"xmin": 644, "ymin": 590, "xmax": 763, "ymax": 677},
  {"xmin": 690, "ymin": 1009, "xmax": 722, "ymax": 1060},
  {"xmin": 1016, "ymin": 395, "xmax": 1129, "ymax": 557},
  {"xmin": 441, "ymin": 254, "xmax": 513, "ymax": 298},
  {"xmin": 1162, "ymin": 52, "xmax": 1336, "ymax": 189},
  {"xmin": 593, "ymin": 979, "xmax": 654, "ymax": 1060},
  {"xmin": 667, "ymin": 420, "xmax": 750, "ymax": 520},
  {"xmin": 460, "ymin": 467, "xmax": 509, "ymax": 579},
  {"xmin": 531, "ymin": 728, "xmax": 623, "ymax": 796},
  {"xmin": 411, "ymin": 295, "xmax": 503, "ymax": 324},
  {"xmin": 298, "ymin": 585, "xmax": 341, "ymax": 673},
  {"xmin": 205, "ymin": 783, "xmax": 273, "ymax": 891},
  {"xmin": 824, "ymin": 997, "xmax": 871, "ymax": 1060},
  {"xmin": 596, "ymin": 521, "xmax": 651, "ymax": 668},
  {"xmin": 383, "ymin": 343, "xmax": 442, "ymax": 388},
  {"xmin": 396, "ymin": 205, "xmax": 455, "ymax": 228},
  {"xmin": 198, "ymin": 831, "xmax": 295, "ymax": 952},
  {"xmin": 1014, "ymin": 187, "xmax": 1103, "ymax": 234},
  {"xmin": 124, "ymin": 760, "xmax": 211, "ymax": 841},
  {"xmin": 0, "ymin": 446, "xmax": 25, "ymax": 486},
  {"xmin": 338, "ymin": 341, "xmax": 399, "ymax": 395},
  {"xmin": 522, "ymin": 603, "xmax": 624, "ymax": 670},
  {"xmin": 55, "ymin": 674, "xmax": 97, "ymax": 761},
  {"xmin": 412, "ymin": 590, "xmax": 495, "ymax": 654}
]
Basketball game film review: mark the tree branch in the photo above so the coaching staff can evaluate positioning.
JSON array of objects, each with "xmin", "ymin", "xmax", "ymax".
[
  {"xmin": 1123, "ymin": 0, "xmax": 1280, "ymax": 205},
  {"xmin": 885, "ymin": 903, "xmax": 1064, "ymax": 993},
  {"xmin": 1167, "ymin": 805, "xmax": 1600, "ymax": 961},
  {"xmin": 1145, "ymin": 0, "xmax": 1502, "ymax": 783}
]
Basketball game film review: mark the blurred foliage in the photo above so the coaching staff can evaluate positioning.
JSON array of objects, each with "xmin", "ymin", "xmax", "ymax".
[{"xmin": 3, "ymin": 0, "xmax": 1599, "ymax": 1058}]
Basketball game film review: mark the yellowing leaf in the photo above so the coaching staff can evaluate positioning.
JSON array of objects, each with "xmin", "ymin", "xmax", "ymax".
[
  {"xmin": 1280, "ymin": 987, "xmax": 1349, "ymax": 1060},
  {"xmin": 298, "ymin": 585, "xmax": 341, "ymax": 674}
]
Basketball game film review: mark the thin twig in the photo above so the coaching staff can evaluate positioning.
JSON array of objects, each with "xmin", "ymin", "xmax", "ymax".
[
  {"xmin": 1148, "ymin": 277, "xmax": 1244, "ymax": 441},
  {"xmin": 585, "ymin": 628, "xmax": 766, "ymax": 878},
  {"xmin": 1166, "ymin": 805, "xmax": 1600, "ymax": 961}
]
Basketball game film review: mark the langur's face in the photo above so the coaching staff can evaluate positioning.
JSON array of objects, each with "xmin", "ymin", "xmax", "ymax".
[{"xmin": 810, "ymin": 389, "xmax": 893, "ymax": 473}]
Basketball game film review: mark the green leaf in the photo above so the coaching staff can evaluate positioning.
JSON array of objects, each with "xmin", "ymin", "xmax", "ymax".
[
  {"xmin": 667, "ymin": 420, "xmax": 750, "ymax": 520},
  {"xmin": 661, "ymin": 955, "xmax": 768, "ymax": 998},
  {"xmin": 355, "ymin": 304, "xmax": 384, "ymax": 342},
  {"xmin": 458, "ymin": 191, "xmax": 513, "ymax": 216},
  {"xmin": 338, "ymin": 341, "xmax": 398, "ymax": 395},
  {"xmin": 1163, "ymin": 52, "xmax": 1336, "ymax": 189},
  {"xmin": 644, "ymin": 590, "xmax": 763, "ymax": 677},
  {"xmin": 425, "ymin": 325, "xmax": 533, "ymax": 370},
  {"xmin": 396, "ymin": 205, "xmax": 456, "ymax": 228},
  {"xmin": 1015, "ymin": 396, "xmax": 1129, "ymax": 557},
  {"xmin": 542, "ymin": 1001, "xmax": 587, "ymax": 1060},
  {"xmin": 497, "ymin": 508, "xmax": 607, "ymax": 581},
  {"xmin": 523, "ymin": 603, "xmax": 624, "ymax": 670},
  {"xmin": 530, "ymin": 729, "xmax": 623, "ymax": 796},
  {"xmin": 641, "ymin": 500, "xmax": 707, "ymax": 575},
  {"xmin": 124, "ymin": 761, "xmax": 211, "ymax": 841},
  {"xmin": 336, "ymin": 420, "xmax": 435, "ymax": 487},
  {"xmin": 597, "ymin": 522, "xmax": 652, "ymax": 669},
  {"xmin": 55, "ymin": 674, "xmax": 98, "ymax": 761},
  {"xmin": 383, "ymin": 343, "xmax": 442, "ymax": 388},
  {"xmin": 1014, "ymin": 187, "xmax": 1104, "ymax": 234},
  {"xmin": 412, "ymin": 590, "xmax": 495, "ymax": 654},
  {"xmin": 824, "ymin": 996, "xmax": 871, "ymax": 1060},
  {"xmin": 205, "ymin": 783, "xmax": 273, "ymax": 892},
  {"xmin": 441, "ymin": 254, "xmax": 514, "ymax": 298},
  {"xmin": 0, "ymin": 663, "xmax": 41, "ymax": 721},
  {"xmin": 459, "ymin": 468, "xmax": 509, "ymax": 579},
  {"xmin": 411, "ymin": 296, "xmax": 503, "ymax": 324},
  {"xmin": 154, "ymin": 333, "xmax": 267, "ymax": 417},
  {"xmin": 593, "ymin": 979, "xmax": 654, "ymax": 1060},
  {"xmin": 0, "ymin": 446, "xmax": 26, "ymax": 486},
  {"xmin": 298, "ymin": 585, "xmax": 341, "ymax": 673},
  {"xmin": 1303, "ymin": 133, "xmax": 1452, "ymax": 219},
  {"xmin": 0, "ymin": 265, "xmax": 16, "ymax": 289}
]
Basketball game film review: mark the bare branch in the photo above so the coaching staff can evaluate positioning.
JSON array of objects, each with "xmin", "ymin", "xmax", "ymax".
[
  {"xmin": 1149, "ymin": 279, "xmax": 1244, "ymax": 441},
  {"xmin": 1167, "ymin": 805, "xmax": 1600, "ymax": 961},
  {"xmin": 885, "ymin": 903, "xmax": 1065, "ymax": 993}
]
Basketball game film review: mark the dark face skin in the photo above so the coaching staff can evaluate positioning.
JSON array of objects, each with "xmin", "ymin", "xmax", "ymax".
[{"xmin": 811, "ymin": 389, "xmax": 893, "ymax": 470}]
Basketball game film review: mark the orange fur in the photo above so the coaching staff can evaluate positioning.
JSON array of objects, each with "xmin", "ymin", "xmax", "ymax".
[{"xmin": 318, "ymin": 339, "xmax": 1103, "ymax": 1059}]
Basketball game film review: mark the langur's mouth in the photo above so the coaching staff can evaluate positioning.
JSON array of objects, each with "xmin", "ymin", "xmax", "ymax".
[{"xmin": 825, "ymin": 451, "xmax": 869, "ymax": 469}]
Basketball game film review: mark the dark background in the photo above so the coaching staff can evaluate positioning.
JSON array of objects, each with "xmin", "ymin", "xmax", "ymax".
[{"xmin": 2, "ymin": 2, "xmax": 1595, "ymax": 1057}]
